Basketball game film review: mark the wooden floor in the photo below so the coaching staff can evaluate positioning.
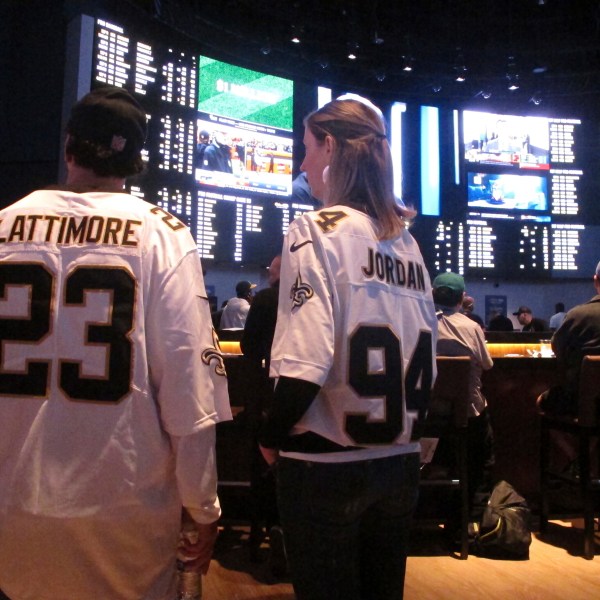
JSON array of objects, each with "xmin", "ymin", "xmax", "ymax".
[{"xmin": 202, "ymin": 519, "xmax": 600, "ymax": 600}]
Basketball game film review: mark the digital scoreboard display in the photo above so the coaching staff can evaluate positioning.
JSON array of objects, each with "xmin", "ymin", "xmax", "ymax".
[
  {"xmin": 67, "ymin": 12, "xmax": 599, "ymax": 280},
  {"xmin": 412, "ymin": 107, "xmax": 598, "ymax": 280},
  {"xmin": 88, "ymin": 16, "xmax": 312, "ymax": 267}
]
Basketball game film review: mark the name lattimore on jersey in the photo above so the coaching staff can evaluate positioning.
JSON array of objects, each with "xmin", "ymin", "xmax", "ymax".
[
  {"xmin": 361, "ymin": 247, "xmax": 426, "ymax": 291},
  {"xmin": 0, "ymin": 214, "xmax": 142, "ymax": 246}
]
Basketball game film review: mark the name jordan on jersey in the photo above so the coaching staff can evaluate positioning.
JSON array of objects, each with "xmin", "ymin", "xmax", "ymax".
[{"xmin": 361, "ymin": 247, "xmax": 426, "ymax": 291}]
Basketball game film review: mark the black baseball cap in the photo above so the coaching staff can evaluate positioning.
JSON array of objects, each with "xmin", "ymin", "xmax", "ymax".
[
  {"xmin": 67, "ymin": 86, "xmax": 147, "ymax": 159},
  {"xmin": 236, "ymin": 280, "xmax": 257, "ymax": 296},
  {"xmin": 513, "ymin": 306, "xmax": 532, "ymax": 316}
]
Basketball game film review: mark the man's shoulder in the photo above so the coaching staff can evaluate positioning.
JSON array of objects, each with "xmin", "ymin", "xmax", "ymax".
[
  {"xmin": 565, "ymin": 297, "xmax": 600, "ymax": 320},
  {"xmin": 1, "ymin": 189, "xmax": 59, "ymax": 211},
  {"xmin": 448, "ymin": 310, "xmax": 478, "ymax": 327},
  {"xmin": 225, "ymin": 297, "xmax": 249, "ymax": 310},
  {"xmin": 466, "ymin": 312, "xmax": 485, "ymax": 326}
]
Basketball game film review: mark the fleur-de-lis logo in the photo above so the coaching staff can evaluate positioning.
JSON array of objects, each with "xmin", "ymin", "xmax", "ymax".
[
  {"xmin": 290, "ymin": 272, "xmax": 314, "ymax": 308},
  {"xmin": 201, "ymin": 328, "xmax": 226, "ymax": 376}
]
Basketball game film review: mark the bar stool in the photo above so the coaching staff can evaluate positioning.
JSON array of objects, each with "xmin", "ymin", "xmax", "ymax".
[
  {"xmin": 538, "ymin": 355, "xmax": 600, "ymax": 559},
  {"xmin": 418, "ymin": 356, "xmax": 471, "ymax": 559}
]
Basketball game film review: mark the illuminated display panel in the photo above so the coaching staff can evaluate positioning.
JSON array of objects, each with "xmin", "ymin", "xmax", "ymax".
[
  {"xmin": 195, "ymin": 56, "xmax": 294, "ymax": 197},
  {"xmin": 467, "ymin": 171, "xmax": 548, "ymax": 213},
  {"xmin": 79, "ymin": 15, "xmax": 314, "ymax": 267},
  {"xmin": 410, "ymin": 106, "xmax": 598, "ymax": 280},
  {"xmin": 66, "ymin": 13, "xmax": 599, "ymax": 279},
  {"xmin": 463, "ymin": 110, "xmax": 550, "ymax": 171}
]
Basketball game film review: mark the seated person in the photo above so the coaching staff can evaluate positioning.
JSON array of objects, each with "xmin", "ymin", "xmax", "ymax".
[
  {"xmin": 487, "ymin": 311, "xmax": 514, "ymax": 331},
  {"xmin": 537, "ymin": 261, "xmax": 600, "ymax": 475},
  {"xmin": 549, "ymin": 302, "xmax": 566, "ymax": 332},
  {"xmin": 538, "ymin": 261, "xmax": 600, "ymax": 417},
  {"xmin": 461, "ymin": 295, "xmax": 485, "ymax": 329},
  {"xmin": 513, "ymin": 306, "xmax": 548, "ymax": 332},
  {"xmin": 430, "ymin": 272, "xmax": 495, "ymax": 521}
]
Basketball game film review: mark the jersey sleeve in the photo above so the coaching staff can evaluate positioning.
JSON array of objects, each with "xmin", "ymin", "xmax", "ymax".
[
  {"xmin": 270, "ymin": 216, "xmax": 334, "ymax": 386},
  {"xmin": 172, "ymin": 426, "xmax": 221, "ymax": 523},
  {"xmin": 146, "ymin": 248, "xmax": 232, "ymax": 436}
]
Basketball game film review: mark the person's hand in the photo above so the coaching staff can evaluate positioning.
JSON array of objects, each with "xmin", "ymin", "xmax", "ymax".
[
  {"xmin": 259, "ymin": 444, "xmax": 279, "ymax": 466},
  {"xmin": 177, "ymin": 515, "xmax": 219, "ymax": 575}
]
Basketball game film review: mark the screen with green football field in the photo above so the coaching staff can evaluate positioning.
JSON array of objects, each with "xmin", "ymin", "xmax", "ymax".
[{"xmin": 198, "ymin": 56, "xmax": 293, "ymax": 131}]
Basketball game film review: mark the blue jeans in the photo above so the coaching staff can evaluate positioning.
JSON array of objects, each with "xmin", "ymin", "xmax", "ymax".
[{"xmin": 276, "ymin": 452, "xmax": 420, "ymax": 600}]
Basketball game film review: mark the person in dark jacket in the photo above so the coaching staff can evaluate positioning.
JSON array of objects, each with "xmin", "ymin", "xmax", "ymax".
[
  {"xmin": 201, "ymin": 130, "xmax": 233, "ymax": 173},
  {"xmin": 513, "ymin": 306, "xmax": 548, "ymax": 332}
]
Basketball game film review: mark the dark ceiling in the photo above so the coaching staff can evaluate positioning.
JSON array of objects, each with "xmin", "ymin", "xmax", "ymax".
[{"xmin": 134, "ymin": 0, "xmax": 600, "ymax": 110}]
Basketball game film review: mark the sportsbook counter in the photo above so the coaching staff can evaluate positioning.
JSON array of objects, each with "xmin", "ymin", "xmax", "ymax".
[
  {"xmin": 483, "ymin": 333, "xmax": 561, "ymax": 509},
  {"xmin": 218, "ymin": 331, "xmax": 560, "ymax": 511}
]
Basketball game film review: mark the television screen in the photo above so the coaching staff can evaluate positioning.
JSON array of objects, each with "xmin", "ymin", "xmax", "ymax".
[
  {"xmin": 463, "ymin": 110, "xmax": 550, "ymax": 170},
  {"xmin": 195, "ymin": 56, "xmax": 294, "ymax": 196},
  {"xmin": 410, "ymin": 104, "xmax": 596, "ymax": 280},
  {"xmin": 64, "ymin": 14, "xmax": 313, "ymax": 268},
  {"xmin": 467, "ymin": 172, "xmax": 548, "ymax": 212}
]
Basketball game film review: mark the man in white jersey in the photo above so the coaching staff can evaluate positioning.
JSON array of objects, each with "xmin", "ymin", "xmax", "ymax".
[
  {"xmin": 0, "ymin": 86, "xmax": 231, "ymax": 600},
  {"xmin": 259, "ymin": 97, "xmax": 437, "ymax": 600}
]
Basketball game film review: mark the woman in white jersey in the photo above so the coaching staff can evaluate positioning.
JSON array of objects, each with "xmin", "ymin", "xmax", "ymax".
[{"xmin": 259, "ymin": 97, "xmax": 437, "ymax": 599}]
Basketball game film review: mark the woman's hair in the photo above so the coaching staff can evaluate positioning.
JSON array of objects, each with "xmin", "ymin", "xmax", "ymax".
[{"xmin": 304, "ymin": 98, "xmax": 415, "ymax": 240}]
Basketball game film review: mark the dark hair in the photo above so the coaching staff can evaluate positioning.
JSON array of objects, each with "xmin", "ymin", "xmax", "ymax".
[
  {"xmin": 65, "ymin": 136, "xmax": 144, "ymax": 177},
  {"xmin": 555, "ymin": 302, "xmax": 565, "ymax": 312},
  {"xmin": 433, "ymin": 286, "xmax": 463, "ymax": 308}
]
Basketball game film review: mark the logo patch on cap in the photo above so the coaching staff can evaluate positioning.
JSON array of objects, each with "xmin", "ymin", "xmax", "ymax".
[{"xmin": 110, "ymin": 135, "xmax": 127, "ymax": 152}]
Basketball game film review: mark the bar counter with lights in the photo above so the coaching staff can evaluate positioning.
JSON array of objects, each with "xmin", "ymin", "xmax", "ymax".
[
  {"xmin": 217, "ymin": 330, "xmax": 560, "ymax": 510},
  {"xmin": 482, "ymin": 332, "xmax": 561, "ymax": 508}
]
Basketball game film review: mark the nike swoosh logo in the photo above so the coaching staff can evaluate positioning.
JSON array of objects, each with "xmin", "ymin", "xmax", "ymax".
[{"xmin": 290, "ymin": 239, "xmax": 313, "ymax": 252}]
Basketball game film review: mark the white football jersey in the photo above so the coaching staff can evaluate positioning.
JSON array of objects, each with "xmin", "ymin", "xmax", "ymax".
[
  {"xmin": 270, "ymin": 205, "xmax": 437, "ymax": 457},
  {"xmin": 0, "ymin": 190, "xmax": 231, "ymax": 600}
]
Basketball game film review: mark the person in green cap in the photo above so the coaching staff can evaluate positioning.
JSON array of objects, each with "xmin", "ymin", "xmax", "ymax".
[{"xmin": 431, "ymin": 272, "xmax": 495, "ymax": 527}]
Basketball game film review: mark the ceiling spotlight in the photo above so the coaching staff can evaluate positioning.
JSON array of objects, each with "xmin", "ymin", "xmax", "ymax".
[
  {"xmin": 529, "ymin": 92, "xmax": 543, "ymax": 105},
  {"xmin": 290, "ymin": 24, "xmax": 303, "ymax": 44},
  {"xmin": 317, "ymin": 57, "xmax": 329, "ymax": 69},
  {"xmin": 475, "ymin": 89, "xmax": 492, "ymax": 100},
  {"xmin": 347, "ymin": 40, "xmax": 359, "ymax": 60},
  {"xmin": 372, "ymin": 31, "xmax": 385, "ymax": 45},
  {"xmin": 454, "ymin": 65, "xmax": 467, "ymax": 82},
  {"xmin": 432, "ymin": 83, "xmax": 442, "ymax": 93},
  {"xmin": 507, "ymin": 73, "xmax": 519, "ymax": 91},
  {"xmin": 454, "ymin": 51, "xmax": 467, "ymax": 82},
  {"xmin": 506, "ymin": 56, "xmax": 520, "ymax": 90},
  {"xmin": 260, "ymin": 42, "xmax": 272, "ymax": 56},
  {"xmin": 375, "ymin": 69, "xmax": 386, "ymax": 82},
  {"xmin": 402, "ymin": 55, "xmax": 414, "ymax": 72}
]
